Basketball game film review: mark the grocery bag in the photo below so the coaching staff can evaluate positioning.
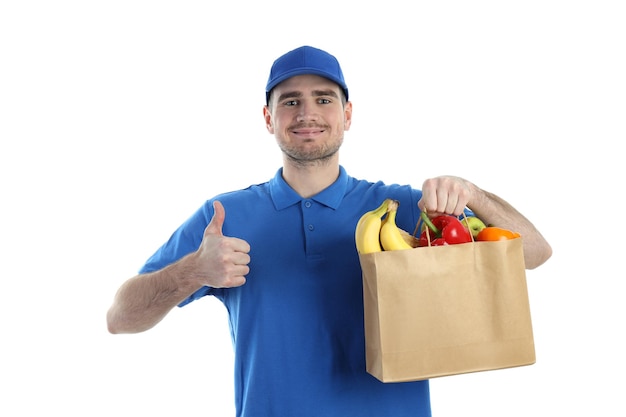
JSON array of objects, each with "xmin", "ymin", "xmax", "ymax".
[{"xmin": 359, "ymin": 237, "xmax": 535, "ymax": 383}]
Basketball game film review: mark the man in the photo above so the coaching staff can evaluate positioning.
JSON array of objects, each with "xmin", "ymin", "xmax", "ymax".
[{"xmin": 107, "ymin": 45, "xmax": 552, "ymax": 416}]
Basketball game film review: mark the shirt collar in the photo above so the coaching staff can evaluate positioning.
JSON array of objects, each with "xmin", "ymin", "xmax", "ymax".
[{"xmin": 269, "ymin": 166, "xmax": 349, "ymax": 211}]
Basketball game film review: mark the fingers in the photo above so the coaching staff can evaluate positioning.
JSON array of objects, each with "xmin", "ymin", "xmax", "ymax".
[
  {"xmin": 210, "ymin": 249, "xmax": 251, "ymax": 288},
  {"xmin": 218, "ymin": 263, "xmax": 250, "ymax": 288},
  {"xmin": 419, "ymin": 177, "xmax": 470, "ymax": 216}
]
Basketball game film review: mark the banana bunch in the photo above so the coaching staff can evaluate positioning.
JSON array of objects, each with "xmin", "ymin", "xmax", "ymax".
[{"xmin": 355, "ymin": 199, "xmax": 419, "ymax": 254}]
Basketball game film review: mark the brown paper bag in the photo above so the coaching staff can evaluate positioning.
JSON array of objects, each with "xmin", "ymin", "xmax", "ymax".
[{"xmin": 359, "ymin": 237, "xmax": 535, "ymax": 383}]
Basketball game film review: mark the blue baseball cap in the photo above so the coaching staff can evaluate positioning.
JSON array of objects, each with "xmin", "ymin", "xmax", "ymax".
[{"xmin": 265, "ymin": 46, "xmax": 349, "ymax": 104}]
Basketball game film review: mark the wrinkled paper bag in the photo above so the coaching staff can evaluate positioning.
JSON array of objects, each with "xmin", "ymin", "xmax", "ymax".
[{"xmin": 359, "ymin": 238, "xmax": 535, "ymax": 383}]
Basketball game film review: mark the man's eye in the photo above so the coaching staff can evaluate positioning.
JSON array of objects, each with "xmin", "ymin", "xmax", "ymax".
[
  {"xmin": 285, "ymin": 100, "xmax": 298, "ymax": 106},
  {"xmin": 318, "ymin": 98, "xmax": 331, "ymax": 104}
]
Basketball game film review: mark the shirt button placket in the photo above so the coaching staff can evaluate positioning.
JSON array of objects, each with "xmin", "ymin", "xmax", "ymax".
[{"xmin": 304, "ymin": 200, "xmax": 314, "ymax": 231}]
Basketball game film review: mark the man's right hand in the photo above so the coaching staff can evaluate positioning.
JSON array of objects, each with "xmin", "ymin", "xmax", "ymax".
[{"xmin": 192, "ymin": 200, "xmax": 251, "ymax": 288}]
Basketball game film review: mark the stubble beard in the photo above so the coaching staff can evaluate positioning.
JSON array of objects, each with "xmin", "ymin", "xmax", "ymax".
[{"xmin": 280, "ymin": 137, "xmax": 343, "ymax": 168}]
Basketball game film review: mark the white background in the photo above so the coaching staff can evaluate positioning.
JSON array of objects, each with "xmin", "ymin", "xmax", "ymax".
[{"xmin": 1, "ymin": 1, "xmax": 624, "ymax": 415}]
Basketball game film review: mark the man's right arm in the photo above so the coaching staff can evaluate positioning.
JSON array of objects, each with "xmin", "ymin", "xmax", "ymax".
[
  {"xmin": 106, "ymin": 201, "xmax": 251, "ymax": 334},
  {"xmin": 106, "ymin": 253, "xmax": 204, "ymax": 334}
]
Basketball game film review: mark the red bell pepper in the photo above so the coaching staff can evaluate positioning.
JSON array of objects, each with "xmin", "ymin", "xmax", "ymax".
[{"xmin": 418, "ymin": 212, "xmax": 473, "ymax": 246}]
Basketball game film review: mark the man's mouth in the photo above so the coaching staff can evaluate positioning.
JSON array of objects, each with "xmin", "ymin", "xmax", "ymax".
[{"xmin": 291, "ymin": 125, "xmax": 326, "ymax": 135}]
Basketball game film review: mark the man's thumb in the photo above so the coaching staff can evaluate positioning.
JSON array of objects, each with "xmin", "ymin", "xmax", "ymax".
[{"xmin": 205, "ymin": 200, "xmax": 225, "ymax": 236}]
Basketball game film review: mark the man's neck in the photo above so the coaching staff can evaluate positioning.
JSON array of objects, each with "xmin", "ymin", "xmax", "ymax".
[{"xmin": 281, "ymin": 159, "xmax": 340, "ymax": 198}]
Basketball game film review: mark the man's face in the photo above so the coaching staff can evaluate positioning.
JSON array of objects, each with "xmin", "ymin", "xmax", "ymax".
[{"xmin": 264, "ymin": 74, "xmax": 352, "ymax": 166}]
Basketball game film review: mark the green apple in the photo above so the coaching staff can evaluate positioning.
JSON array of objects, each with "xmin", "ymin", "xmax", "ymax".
[{"xmin": 461, "ymin": 216, "xmax": 487, "ymax": 238}]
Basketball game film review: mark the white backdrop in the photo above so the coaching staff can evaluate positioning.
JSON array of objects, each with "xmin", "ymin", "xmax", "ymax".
[{"xmin": 1, "ymin": 1, "xmax": 624, "ymax": 415}]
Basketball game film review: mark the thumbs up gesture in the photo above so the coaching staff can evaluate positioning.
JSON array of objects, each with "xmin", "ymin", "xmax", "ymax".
[{"xmin": 195, "ymin": 200, "xmax": 251, "ymax": 288}]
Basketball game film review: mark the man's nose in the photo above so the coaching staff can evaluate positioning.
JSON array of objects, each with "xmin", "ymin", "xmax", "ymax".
[{"xmin": 296, "ymin": 101, "xmax": 319, "ymax": 122}]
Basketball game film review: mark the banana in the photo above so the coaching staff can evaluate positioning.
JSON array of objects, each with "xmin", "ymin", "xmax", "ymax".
[
  {"xmin": 380, "ymin": 200, "xmax": 414, "ymax": 251},
  {"xmin": 381, "ymin": 210, "xmax": 420, "ymax": 248},
  {"xmin": 355, "ymin": 199, "xmax": 392, "ymax": 254}
]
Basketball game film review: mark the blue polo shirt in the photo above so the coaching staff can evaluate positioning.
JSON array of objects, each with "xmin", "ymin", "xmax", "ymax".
[{"xmin": 140, "ymin": 166, "xmax": 431, "ymax": 417}]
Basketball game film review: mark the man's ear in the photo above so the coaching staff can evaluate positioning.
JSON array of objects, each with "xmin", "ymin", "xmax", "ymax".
[
  {"xmin": 344, "ymin": 101, "xmax": 353, "ymax": 131},
  {"xmin": 263, "ymin": 106, "xmax": 274, "ymax": 133}
]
